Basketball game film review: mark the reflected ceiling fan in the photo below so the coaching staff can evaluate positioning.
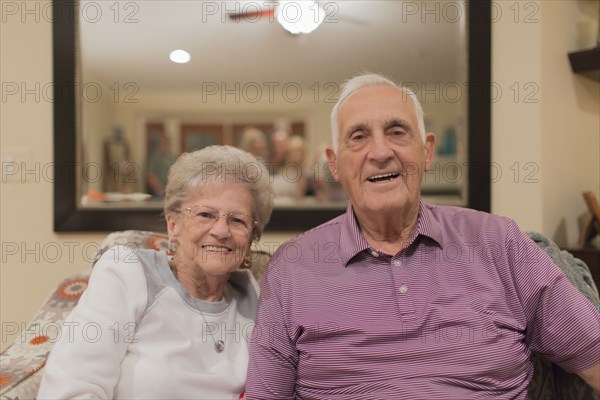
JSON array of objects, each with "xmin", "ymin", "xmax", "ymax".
[{"xmin": 227, "ymin": 1, "xmax": 365, "ymax": 34}]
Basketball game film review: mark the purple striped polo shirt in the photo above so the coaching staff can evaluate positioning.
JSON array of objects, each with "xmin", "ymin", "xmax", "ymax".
[{"xmin": 246, "ymin": 201, "xmax": 600, "ymax": 399}]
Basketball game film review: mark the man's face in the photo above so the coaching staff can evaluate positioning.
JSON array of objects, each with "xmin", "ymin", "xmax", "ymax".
[{"xmin": 326, "ymin": 85, "xmax": 435, "ymax": 217}]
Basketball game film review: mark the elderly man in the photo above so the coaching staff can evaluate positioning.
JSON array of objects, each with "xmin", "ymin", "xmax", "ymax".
[{"xmin": 246, "ymin": 74, "xmax": 600, "ymax": 399}]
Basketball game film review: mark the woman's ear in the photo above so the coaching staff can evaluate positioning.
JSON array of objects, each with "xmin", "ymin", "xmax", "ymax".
[
  {"xmin": 166, "ymin": 212, "xmax": 180, "ymax": 241},
  {"xmin": 241, "ymin": 249, "xmax": 252, "ymax": 270}
]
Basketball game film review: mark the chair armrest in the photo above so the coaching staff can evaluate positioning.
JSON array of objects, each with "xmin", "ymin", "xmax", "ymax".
[
  {"xmin": 0, "ymin": 274, "xmax": 89, "ymax": 399},
  {"xmin": 527, "ymin": 231, "xmax": 600, "ymax": 309},
  {"xmin": 526, "ymin": 231, "xmax": 600, "ymax": 400}
]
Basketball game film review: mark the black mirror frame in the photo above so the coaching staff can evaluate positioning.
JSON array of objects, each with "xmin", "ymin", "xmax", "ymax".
[{"xmin": 53, "ymin": 0, "xmax": 490, "ymax": 232}]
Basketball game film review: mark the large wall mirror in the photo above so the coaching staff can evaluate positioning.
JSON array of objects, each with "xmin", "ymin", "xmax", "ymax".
[{"xmin": 54, "ymin": 0, "xmax": 490, "ymax": 232}]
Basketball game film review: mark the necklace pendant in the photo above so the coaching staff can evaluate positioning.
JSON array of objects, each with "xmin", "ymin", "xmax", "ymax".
[{"xmin": 215, "ymin": 340, "xmax": 225, "ymax": 353}]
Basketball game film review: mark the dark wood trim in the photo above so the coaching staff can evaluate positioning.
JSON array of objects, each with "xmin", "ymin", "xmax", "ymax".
[
  {"xmin": 568, "ymin": 47, "xmax": 600, "ymax": 82},
  {"xmin": 53, "ymin": 0, "xmax": 491, "ymax": 232},
  {"xmin": 467, "ymin": 0, "xmax": 492, "ymax": 213},
  {"xmin": 53, "ymin": 0, "xmax": 78, "ymax": 231}
]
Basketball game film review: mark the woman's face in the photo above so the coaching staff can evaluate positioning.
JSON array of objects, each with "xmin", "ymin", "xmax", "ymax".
[{"xmin": 167, "ymin": 182, "xmax": 255, "ymax": 278}]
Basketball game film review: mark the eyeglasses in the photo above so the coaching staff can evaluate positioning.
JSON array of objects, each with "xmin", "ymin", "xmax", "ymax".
[{"xmin": 181, "ymin": 205, "xmax": 256, "ymax": 233}]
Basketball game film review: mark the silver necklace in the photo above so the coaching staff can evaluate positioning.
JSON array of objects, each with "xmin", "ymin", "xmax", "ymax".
[
  {"xmin": 197, "ymin": 309, "xmax": 227, "ymax": 353},
  {"xmin": 169, "ymin": 259, "xmax": 228, "ymax": 353}
]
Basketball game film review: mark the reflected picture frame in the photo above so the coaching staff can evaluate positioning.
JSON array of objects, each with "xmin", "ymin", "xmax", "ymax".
[{"xmin": 181, "ymin": 125, "xmax": 224, "ymax": 153}]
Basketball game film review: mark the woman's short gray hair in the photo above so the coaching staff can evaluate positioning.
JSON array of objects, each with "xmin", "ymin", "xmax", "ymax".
[
  {"xmin": 330, "ymin": 73, "xmax": 426, "ymax": 152},
  {"xmin": 164, "ymin": 145, "xmax": 275, "ymax": 242}
]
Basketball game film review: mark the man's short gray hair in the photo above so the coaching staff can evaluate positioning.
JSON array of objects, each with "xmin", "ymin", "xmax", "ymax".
[
  {"xmin": 330, "ymin": 73, "xmax": 426, "ymax": 152},
  {"xmin": 164, "ymin": 145, "xmax": 275, "ymax": 242}
]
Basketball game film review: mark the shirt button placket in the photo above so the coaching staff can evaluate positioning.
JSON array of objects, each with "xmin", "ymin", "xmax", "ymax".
[
  {"xmin": 393, "ymin": 259, "xmax": 408, "ymax": 294},
  {"xmin": 391, "ymin": 255, "xmax": 414, "ymax": 319}
]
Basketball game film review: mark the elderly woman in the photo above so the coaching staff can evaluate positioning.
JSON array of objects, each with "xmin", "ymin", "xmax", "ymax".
[{"xmin": 38, "ymin": 146, "xmax": 275, "ymax": 399}]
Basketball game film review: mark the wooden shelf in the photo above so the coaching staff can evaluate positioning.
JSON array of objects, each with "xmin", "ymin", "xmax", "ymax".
[{"xmin": 568, "ymin": 47, "xmax": 600, "ymax": 82}]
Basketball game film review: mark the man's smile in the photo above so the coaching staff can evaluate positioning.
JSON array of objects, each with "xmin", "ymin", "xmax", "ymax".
[{"xmin": 367, "ymin": 172, "xmax": 401, "ymax": 183}]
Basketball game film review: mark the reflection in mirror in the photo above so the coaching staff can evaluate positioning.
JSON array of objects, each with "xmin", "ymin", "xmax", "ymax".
[
  {"xmin": 77, "ymin": 0, "xmax": 468, "ymax": 211},
  {"xmin": 53, "ymin": 0, "xmax": 490, "ymax": 231}
]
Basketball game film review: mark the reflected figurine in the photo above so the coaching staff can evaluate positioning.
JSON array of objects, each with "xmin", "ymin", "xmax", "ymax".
[
  {"xmin": 146, "ymin": 133, "xmax": 176, "ymax": 197},
  {"xmin": 103, "ymin": 126, "xmax": 135, "ymax": 193}
]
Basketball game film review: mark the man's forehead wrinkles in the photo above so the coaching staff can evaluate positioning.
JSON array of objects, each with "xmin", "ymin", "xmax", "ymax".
[
  {"xmin": 342, "ymin": 114, "xmax": 413, "ymax": 129},
  {"xmin": 384, "ymin": 118, "xmax": 412, "ymax": 128}
]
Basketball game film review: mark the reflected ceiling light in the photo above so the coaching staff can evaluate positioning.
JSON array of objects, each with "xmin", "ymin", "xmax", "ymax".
[
  {"xmin": 276, "ymin": 1, "xmax": 325, "ymax": 34},
  {"xmin": 169, "ymin": 49, "xmax": 191, "ymax": 64}
]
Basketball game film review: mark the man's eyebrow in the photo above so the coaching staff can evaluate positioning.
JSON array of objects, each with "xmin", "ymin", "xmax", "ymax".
[
  {"xmin": 384, "ymin": 118, "xmax": 413, "ymax": 131},
  {"xmin": 344, "ymin": 123, "xmax": 370, "ymax": 138}
]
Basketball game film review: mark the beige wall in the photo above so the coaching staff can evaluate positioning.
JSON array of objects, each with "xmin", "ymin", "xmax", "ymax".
[
  {"xmin": 491, "ymin": 0, "xmax": 600, "ymax": 246},
  {"xmin": 1, "ymin": 0, "xmax": 599, "ymax": 351},
  {"xmin": 491, "ymin": 1, "xmax": 544, "ymax": 229},
  {"xmin": 540, "ymin": 1, "xmax": 600, "ymax": 246}
]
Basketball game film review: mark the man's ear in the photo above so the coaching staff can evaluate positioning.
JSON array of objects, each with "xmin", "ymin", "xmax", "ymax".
[
  {"xmin": 423, "ymin": 133, "xmax": 436, "ymax": 172},
  {"xmin": 325, "ymin": 146, "xmax": 339, "ymax": 181}
]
